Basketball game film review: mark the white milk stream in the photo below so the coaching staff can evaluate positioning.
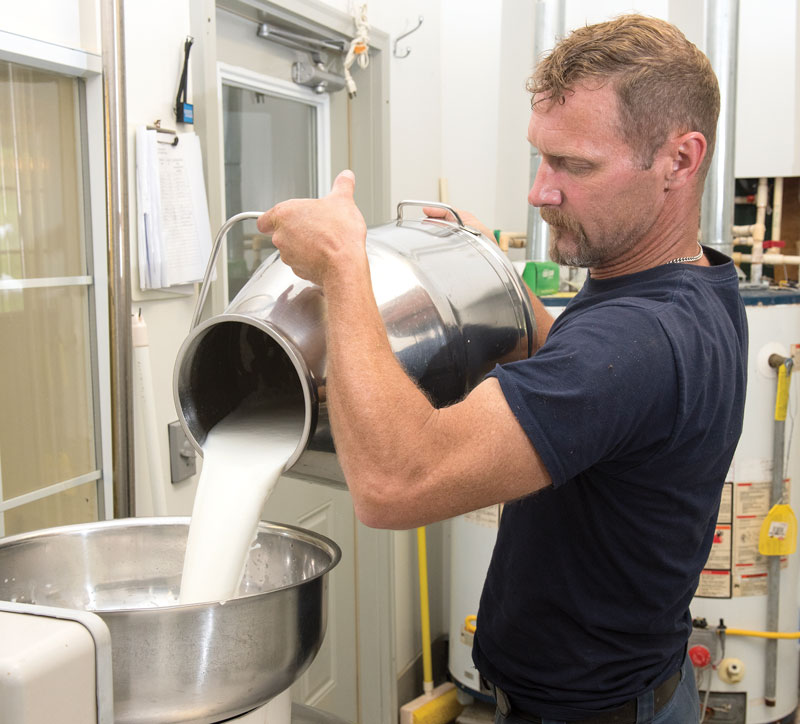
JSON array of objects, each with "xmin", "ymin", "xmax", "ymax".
[{"xmin": 179, "ymin": 405, "xmax": 304, "ymax": 605}]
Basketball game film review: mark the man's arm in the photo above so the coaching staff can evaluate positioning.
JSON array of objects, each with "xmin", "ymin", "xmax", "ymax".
[
  {"xmin": 259, "ymin": 172, "xmax": 551, "ymax": 529},
  {"xmin": 527, "ymin": 285, "xmax": 555, "ymax": 352}
]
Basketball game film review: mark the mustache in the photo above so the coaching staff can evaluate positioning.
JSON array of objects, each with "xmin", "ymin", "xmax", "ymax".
[{"xmin": 539, "ymin": 206, "xmax": 582, "ymax": 233}]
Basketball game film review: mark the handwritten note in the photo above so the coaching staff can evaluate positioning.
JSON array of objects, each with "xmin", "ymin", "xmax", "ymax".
[{"xmin": 136, "ymin": 128, "xmax": 212, "ymax": 290}]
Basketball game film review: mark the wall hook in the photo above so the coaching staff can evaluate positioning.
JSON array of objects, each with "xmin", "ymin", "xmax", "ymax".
[{"xmin": 393, "ymin": 16, "xmax": 423, "ymax": 59}]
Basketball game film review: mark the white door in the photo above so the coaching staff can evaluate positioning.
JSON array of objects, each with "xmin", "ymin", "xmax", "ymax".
[
  {"xmin": 215, "ymin": 8, "xmax": 357, "ymax": 722},
  {"xmin": 264, "ymin": 478, "xmax": 357, "ymax": 719}
]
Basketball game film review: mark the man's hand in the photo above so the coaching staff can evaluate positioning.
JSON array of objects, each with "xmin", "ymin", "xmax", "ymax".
[
  {"xmin": 257, "ymin": 170, "xmax": 368, "ymax": 287},
  {"xmin": 422, "ymin": 205, "xmax": 495, "ymax": 241}
]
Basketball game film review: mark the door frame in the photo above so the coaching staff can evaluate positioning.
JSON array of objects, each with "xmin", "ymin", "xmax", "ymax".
[{"xmin": 190, "ymin": 2, "xmax": 395, "ymax": 721}]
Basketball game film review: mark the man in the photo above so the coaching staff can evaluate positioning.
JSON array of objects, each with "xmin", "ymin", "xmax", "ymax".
[{"xmin": 258, "ymin": 14, "xmax": 747, "ymax": 724}]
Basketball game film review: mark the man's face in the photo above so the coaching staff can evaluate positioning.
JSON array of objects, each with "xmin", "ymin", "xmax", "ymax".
[{"xmin": 527, "ymin": 84, "xmax": 671, "ymax": 269}]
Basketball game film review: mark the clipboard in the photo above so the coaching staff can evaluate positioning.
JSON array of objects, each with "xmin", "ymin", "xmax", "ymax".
[{"xmin": 135, "ymin": 123, "xmax": 213, "ymax": 292}]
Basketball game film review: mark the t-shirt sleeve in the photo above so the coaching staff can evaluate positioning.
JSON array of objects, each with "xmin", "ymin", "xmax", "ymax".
[{"xmin": 488, "ymin": 304, "xmax": 678, "ymax": 487}]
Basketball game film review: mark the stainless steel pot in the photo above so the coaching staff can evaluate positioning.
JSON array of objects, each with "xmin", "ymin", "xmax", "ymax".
[
  {"xmin": 0, "ymin": 517, "xmax": 340, "ymax": 724},
  {"xmin": 174, "ymin": 202, "xmax": 536, "ymax": 485}
]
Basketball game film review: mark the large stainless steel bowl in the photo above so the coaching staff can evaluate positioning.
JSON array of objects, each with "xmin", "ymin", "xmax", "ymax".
[{"xmin": 0, "ymin": 517, "xmax": 340, "ymax": 724}]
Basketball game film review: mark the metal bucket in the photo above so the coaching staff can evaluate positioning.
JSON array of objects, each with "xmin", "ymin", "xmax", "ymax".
[
  {"xmin": 0, "ymin": 517, "xmax": 340, "ymax": 724},
  {"xmin": 174, "ymin": 201, "xmax": 536, "ymax": 485}
]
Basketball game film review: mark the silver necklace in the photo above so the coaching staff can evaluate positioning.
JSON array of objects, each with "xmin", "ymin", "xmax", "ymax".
[{"xmin": 667, "ymin": 243, "xmax": 704, "ymax": 264}]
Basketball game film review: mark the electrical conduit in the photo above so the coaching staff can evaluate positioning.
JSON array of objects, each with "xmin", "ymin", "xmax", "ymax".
[{"xmin": 132, "ymin": 312, "xmax": 168, "ymax": 516}]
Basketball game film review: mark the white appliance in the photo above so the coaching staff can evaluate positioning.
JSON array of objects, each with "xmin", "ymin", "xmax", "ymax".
[{"xmin": 0, "ymin": 601, "xmax": 338, "ymax": 724}]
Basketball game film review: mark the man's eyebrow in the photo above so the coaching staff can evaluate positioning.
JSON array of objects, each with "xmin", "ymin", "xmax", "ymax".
[{"xmin": 540, "ymin": 149, "xmax": 599, "ymax": 165}]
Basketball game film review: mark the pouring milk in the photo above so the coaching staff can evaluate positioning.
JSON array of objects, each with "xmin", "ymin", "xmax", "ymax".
[{"xmin": 179, "ymin": 404, "xmax": 304, "ymax": 605}]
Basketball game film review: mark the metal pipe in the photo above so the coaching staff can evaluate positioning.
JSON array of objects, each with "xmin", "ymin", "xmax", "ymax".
[
  {"xmin": 765, "ymin": 516, "xmax": 781, "ymax": 706},
  {"xmin": 732, "ymin": 223, "xmax": 765, "ymax": 237},
  {"xmin": 700, "ymin": 0, "xmax": 740, "ymax": 258},
  {"xmin": 733, "ymin": 253, "xmax": 800, "ymax": 266},
  {"xmin": 101, "ymin": 0, "xmax": 135, "ymax": 517},
  {"xmin": 764, "ymin": 354, "xmax": 793, "ymax": 706},
  {"xmin": 257, "ymin": 22, "xmax": 345, "ymax": 54},
  {"xmin": 526, "ymin": 0, "xmax": 564, "ymax": 261},
  {"xmin": 772, "ymin": 177, "xmax": 784, "ymax": 241},
  {"xmin": 750, "ymin": 177, "xmax": 768, "ymax": 283}
]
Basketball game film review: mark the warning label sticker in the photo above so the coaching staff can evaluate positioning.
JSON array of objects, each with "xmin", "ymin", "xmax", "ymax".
[
  {"xmin": 696, "ymin": 569, "xmax": 731, "ymax": 598},
  {"xmin": 696, "ymin": 477, "xmax": 790, "ymax": 599}
]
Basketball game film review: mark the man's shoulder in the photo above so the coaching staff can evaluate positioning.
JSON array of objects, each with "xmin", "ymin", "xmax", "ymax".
[{"xmin": 552, "ymin": 294, "xmax": 670, "ymax": 340}]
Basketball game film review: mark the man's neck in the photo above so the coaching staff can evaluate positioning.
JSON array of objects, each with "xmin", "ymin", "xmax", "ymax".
[{"xmin": 589, "ymin": 199, "xmax": 707, "ymax": 279}]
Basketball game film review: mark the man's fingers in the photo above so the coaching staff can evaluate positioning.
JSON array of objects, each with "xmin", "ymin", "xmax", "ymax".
[
  {"xmin": 259, "ymin": 171, "xmax": 355, "ymax": 233},
  {"xmin": 422, "ymin": 206, "xmax": 455, "ymax": 221},
  {"xmin": 330, "ymin": 169, "xmax": 356, "ymax": 199},
  {"xmin": 257, "ymin": 207, "xmax": 277, "ymax": 234}
]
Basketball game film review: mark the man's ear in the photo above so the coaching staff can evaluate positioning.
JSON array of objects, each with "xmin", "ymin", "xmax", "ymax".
[{"xmin": 664, "ymin": 132, "xmax": 707, "ymax": 191}]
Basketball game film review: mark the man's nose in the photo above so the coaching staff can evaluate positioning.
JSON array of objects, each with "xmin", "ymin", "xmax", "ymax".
[{"xmin": 528, "ymin": 162, "xmax": 562, "ymax": 207}]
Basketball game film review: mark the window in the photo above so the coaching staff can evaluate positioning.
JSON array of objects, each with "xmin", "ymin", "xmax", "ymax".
[
  {"xmin": 220, "ymin": 65, "xmax": 329, "ymax": 300},
  {"xmin": 0, "ymin": 57, "xmax": 109, "ymax": 536}
]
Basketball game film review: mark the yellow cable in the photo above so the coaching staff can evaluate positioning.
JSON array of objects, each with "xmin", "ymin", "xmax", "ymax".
[
  {"xmin": 417, "ymin": 526, "xmax": 433, "ymax": 688},
  {"xmin": 725, "ymin": 628, "xmax": 800, "ymax": 640},
  {"xmin": 465, "ymin": 615, "xmax": 477, "ymax": 634}
]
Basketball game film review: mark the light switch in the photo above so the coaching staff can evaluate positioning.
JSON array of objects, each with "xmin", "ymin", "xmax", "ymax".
[{"xmin": 168, "ymin": 421, "xmax": 197, "ymax": 483}]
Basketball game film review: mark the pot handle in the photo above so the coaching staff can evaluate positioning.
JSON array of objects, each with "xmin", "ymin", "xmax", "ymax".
[
  {"xmin": 191, "ymin": 211, "xmax": 263, "ymax": 330},
  {"xmin": 396, "ymin": 200, "xmax": 482, "ymax": 236}
]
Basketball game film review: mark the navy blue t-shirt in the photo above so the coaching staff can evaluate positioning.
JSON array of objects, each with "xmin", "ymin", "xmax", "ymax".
[{"xmin": 472, "ymin": 248, "xmax": 747, "ymax": 720}]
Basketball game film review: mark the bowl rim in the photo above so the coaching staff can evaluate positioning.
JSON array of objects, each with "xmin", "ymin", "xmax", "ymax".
[{"xmin": 0, "ymin": 516, "xmax": 342, "ymax": 612}]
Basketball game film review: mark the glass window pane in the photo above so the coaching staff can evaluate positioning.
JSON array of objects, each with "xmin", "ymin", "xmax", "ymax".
[
  {"xmin": 0, "ymin": 61, "xmax": 87, "ymax": 280},
  {"xmin": 222, "ymin": 84, "xmax": 317, "ymax": 300},
  {"xmin": 3, "ymin": 481, "xmax": 98, "ymax": 536},
  {"xmin": 0, "ymin": 285, "xmax": 95, "ymax": 498}
]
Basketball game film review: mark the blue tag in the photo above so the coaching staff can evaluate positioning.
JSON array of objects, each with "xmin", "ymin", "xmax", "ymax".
[{"xmin": 177, "ymin": 102, "xmax": 194, "ymax": 124}]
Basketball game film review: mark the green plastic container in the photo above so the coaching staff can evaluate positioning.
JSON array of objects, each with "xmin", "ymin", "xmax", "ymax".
[{"xmin": 522, "ymin": 261, "xmax": 560, "ymax": 296}]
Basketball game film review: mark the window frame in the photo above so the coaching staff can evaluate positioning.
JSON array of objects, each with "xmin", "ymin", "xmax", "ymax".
[
  {"xmin": 216, "ymin": 61, "xmax": 331, "ymax": 305},
  {"xmin": 0, "ymin": 32, "xmax": 113, "ymax": 533}
]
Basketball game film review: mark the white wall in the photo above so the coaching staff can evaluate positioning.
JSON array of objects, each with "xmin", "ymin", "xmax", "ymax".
[
  {"xmin": 734, "ymin": 0, "xmax": 800, "ymax": 177},
  {"xmin": 0, "ymin": 0, "xmax": 99, "ymax": 54},
  {"xmin": 439, "ymin": 1, "xmax": 504, "ymax": 225},
  {"xmin": 123, "ymin": 0, "xmax": 202, "ymax": 518},
  {"xmin": 380, "ymin": 4, "xmax": 444, "ymax": 209}
]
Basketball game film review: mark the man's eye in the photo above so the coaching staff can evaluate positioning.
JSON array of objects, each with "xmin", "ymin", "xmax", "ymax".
[{"xmin": 565, "ymin": 163, "xmax": 592, "ymax": 175}]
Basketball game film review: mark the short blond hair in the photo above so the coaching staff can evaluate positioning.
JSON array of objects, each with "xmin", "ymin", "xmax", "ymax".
[{"xmin": 529, "ymin": 15, "xmax": 720, "ymax": 179}]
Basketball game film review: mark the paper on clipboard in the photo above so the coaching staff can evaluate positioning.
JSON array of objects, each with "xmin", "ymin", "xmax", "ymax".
[{"xmin": 135, "ymin": 127, "xmax": 213, "ymax": 290}]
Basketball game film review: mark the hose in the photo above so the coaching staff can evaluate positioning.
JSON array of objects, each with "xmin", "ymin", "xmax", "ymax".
[{"xmin": 725, "ymin": 628, "xmax": 800, "ymax": 639}]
